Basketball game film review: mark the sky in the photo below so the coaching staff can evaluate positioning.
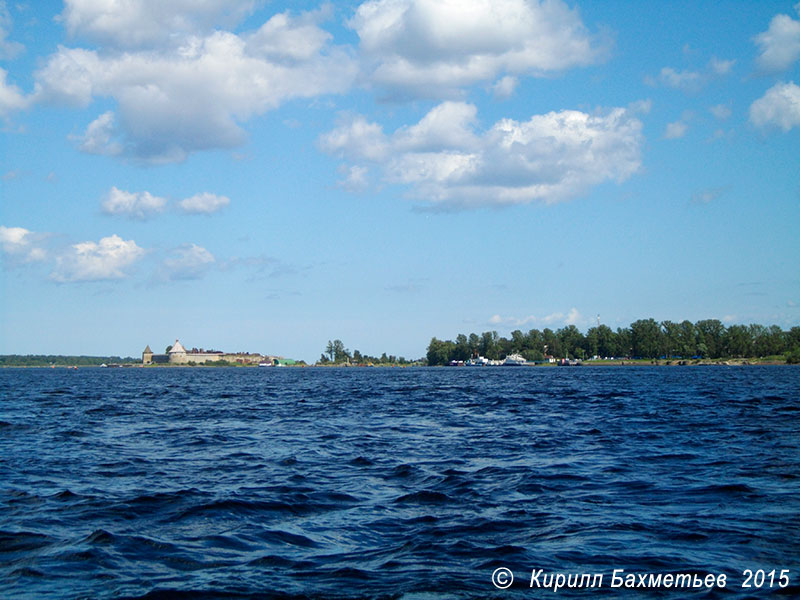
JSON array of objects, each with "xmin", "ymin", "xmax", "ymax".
[{"xmin": 1, "ymin": 0, "xmax": 799, "ymax": 362}]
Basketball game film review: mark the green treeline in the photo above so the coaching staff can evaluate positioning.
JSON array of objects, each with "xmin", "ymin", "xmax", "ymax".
[
  {"xmin": 426, "ymin": 319, "xmax": 800, "ymax": 365},
  {"xmin": 0, "ymin": 355, "xmax": 138, "ymax": 367},
  {"xmin": 318, "ymin": 339, "xmax": 418, "ymax": 365}
]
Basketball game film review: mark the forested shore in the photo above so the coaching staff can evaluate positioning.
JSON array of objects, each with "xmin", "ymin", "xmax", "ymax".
[
  {"xmin": 4, "ymin": 319, "xmax": 800, "ymax": 368},
  {"xmin": 426, "ymin": 319, "xmax": 800, "ymax": 366},
  {"xmin": 0, "ymin": 355, "xmax": 138, "ymax": 367}
]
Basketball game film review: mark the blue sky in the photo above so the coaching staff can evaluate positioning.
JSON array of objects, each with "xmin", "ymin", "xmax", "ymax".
[{"xmin": 1, "ymin": 0, "xmax": 799, "ymax": 362}]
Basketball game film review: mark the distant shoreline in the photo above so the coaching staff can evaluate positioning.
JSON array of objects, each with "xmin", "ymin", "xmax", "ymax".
[{"xmin": 1, "ymin": 358, "xmax": 794, "ymax": 368}]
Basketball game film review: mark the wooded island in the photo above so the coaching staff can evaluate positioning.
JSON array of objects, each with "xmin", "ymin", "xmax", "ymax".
[{"xmin": 425, "ymin": 319, "xmax": 800, "ymax": 365}]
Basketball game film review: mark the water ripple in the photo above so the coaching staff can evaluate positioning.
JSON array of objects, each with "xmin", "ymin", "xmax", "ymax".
[{"xmin": 1, "ymin": 366, "xmax": 798, "ymax": 598}]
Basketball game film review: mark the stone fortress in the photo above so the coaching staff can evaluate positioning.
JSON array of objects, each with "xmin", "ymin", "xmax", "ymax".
[{"xmin": 142, "ymin": 339, "xmax": 286, "ymax": 365}]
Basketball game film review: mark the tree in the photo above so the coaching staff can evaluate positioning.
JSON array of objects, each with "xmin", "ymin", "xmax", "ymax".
[
  {"xmin": 615, "ymin": 327, "xmax": 632, "ymax": 358},
  {"xmin": 427, "ymin": 337, "xmax": 453, "ymax": 366},
  {"xmin": 659, "ymin": 320, "xmax": 696, "ymax": 358},
  {"xmin": 594, "ymin": 325, "xmax": 616, "ymax": 357},
  {"xmin": 696, "ymin": 319, "xmax": 725, "ymax": 358},
  {"xmin": 631, "ymin": 318, "xmax": 661, "ymax": 358},
  {"xmin": 468, "ymin": 333, "xmax": 480, "ymax": 356},
  {"xmin": 542, "ymin": 328, "xmax": 561, "ymax": 358},
  {"xmin": 767, "ymin": 325, "xmax": 786, "ymax": 356},
  {"xmin": 724, "ymin": 325, "xmax": 750, "ymax": 357},
  {"xmin": 787, "ymin": 327, "xmax": 800, "ymax": 352},
  {"xmin": 677, "ymin": 320, "xmax": 698, "ymax": 358},
  {"xmin": 526, "ymin": 329, "xmax": 544, "ymax": 356},
  {"xmin": 508, "ymin": 330, "xmax": 522, "ymax": 352},
  {"xmin": 557, "ymin": 325, "xmax": 585, "ymax": 359},
  {"xmin": 479, "ymin": 331, "xmax": 498, "ymax": 358},
  {"xmin": 324, "ymin": 339, "xmax": 350, "ymax": 363},
  {"xmin": 661, "ymin": 320, "xmax": 680, "ymax": 357},
  {"xmin": 749, "ymin": 324, "xmax": 769, "ymax": 357},
  {"xmin": 165, "ymin": 345, "xmax": 173, "ymax": 353},
  {"xmin": 454, "ymin": 334, "xmax": 470, "ymax": 361}
]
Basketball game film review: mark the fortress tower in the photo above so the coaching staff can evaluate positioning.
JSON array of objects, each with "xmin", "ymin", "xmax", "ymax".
[{"xmin": 168, "ymin": 339, "xmax": 188, "ymax": 364}]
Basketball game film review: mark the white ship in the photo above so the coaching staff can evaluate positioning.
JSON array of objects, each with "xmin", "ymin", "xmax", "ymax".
[
  {"xmin": 465, "ymin": 356, "xmax": 490, "ymax": 366},
  {"xmin": 502, "ymin": 353, "xmax": 526, "ymax": 366}
]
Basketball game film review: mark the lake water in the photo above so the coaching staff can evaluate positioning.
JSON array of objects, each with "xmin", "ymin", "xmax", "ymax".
[{"xmin": 1, "ymin": 366, "xmax": 798, "ymax": 598}]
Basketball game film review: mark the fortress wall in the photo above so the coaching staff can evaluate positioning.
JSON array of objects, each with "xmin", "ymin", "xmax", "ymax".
[
  {"xmin": 169, "ymin": 353, "xmax": 225, "ymax": 364},
  {"xmin": 222, "ymin": 354, "xmax": 265, "ymax": 364}
]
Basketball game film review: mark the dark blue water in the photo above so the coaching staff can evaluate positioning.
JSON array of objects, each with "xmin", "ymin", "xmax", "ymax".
[{"xmin": 1, "ymin": 367, "xmax": 798, "ymax": 599}]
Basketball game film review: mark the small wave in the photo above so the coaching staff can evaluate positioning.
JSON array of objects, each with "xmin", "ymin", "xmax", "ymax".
[
  {"xmin": 52, "ymin": 489, "xmax": 80, "ymax": 500},
  {"xmin": 645, "ymin": 452, "xmax": 698, "ymax": 461},
  {"xmin": 490, "ymin": 544, "xmax": 527, "ymax": 555},
  {"xmin": 84, "ymin": 529, "xmax": 116, "ymax": 544},
  {"xmin": 394, "ymin": 490, "xmax": 452, "ymax": 504},
  {"xmin": 688, "ymin": 483, "xmax": 759, "ymax": 496},
  {"xmin": 176, "ymin": 495, "xmax": 344, "ymax": 520},
  {"xmin": 387, "ymin": 464, "xmax": 423, "ymax": 479},
  {"xmin": 85, "ymin": 404, "xmax": 131, "ymax": 416},
  {"xmin": 8, "ymin": 565, "xmax": 47, "ymax": 579},
  {"xmin": 247, "ymin": 554, "xmax": 297, "ymax": 567},
  {"xmin": 42, "ymin": 388, "xmax": 70, "ymax": 396},
  {"xmin": 0, "ymin": 530, "xmax": 53, "ymax": 554},
  {"xmin": 57, "ymin": 429, "xmax": 88, "ymax": 438},
  {"xmin": 257, "ymin": 529, "xmax": 319, "ymax": 548},
  {"xmin": 310, "ymin": 491, "xmax": 360, "ymax": 504},
  {"xmin": 670, "ymin": 531, "xmax": 709, "ymax": 541},
  {"xmin": 517, "ymin": 482, "xmax": 548, "ymax": 494}
]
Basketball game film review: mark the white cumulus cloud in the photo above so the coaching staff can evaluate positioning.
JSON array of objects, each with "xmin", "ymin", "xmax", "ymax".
[
  {"xmin": 76, "ymin": 111, "xmax": 122, "ymax": 156},
  {"xmin": 51, "ymin": 234, "xmax": 144, "ymax": 282},
  {"xmin": 649, "ymin": 67, "xmax": 702, "ymax": 91},
  {"xmin": 565, "ymin": 307, "xmax": 582, "ymax": 326},
  {"xmin": 664, "ymin": 120, "xmax": 688, "ymax": 139},
  {"xmin": 321, "ymin": 101, "xmax": 643, "ymax": 209},
  {"xmin": 691, "ymin": 186, "xmax": 728, "ymax": 205},
  {"xmin": 393, "ymin": 101, "xmax": 480, "ymax": 151},
  {"xmin": 0, "ymin": 67, "xmax": 27, "ymax": 118},
  {"xmin": 709, "ymin": 57, "xmax": 735, "ymax": 75},
  {"xmin": 0, "ymin": 225, "xmax": 47, "ymax": 263},
  {"xmin": 492, "ymin": 75, "xmax": 519, "ymax": 99},
  {"xmin": 178, "ymin": 192, "xmax": 230, "ymax": 214},
  {"xmin": 59, "ymin": 0, "xmax": 256, "ymax": 50},
  {"xmin": 754, "ymin": 10, "xmax": 800, "ymax": 72},
  {"xmin": 349, "ymin": 0, "xmax": 608, "ymax": 98},
  {"xmin": 319, "ymin": 114, "xmax": 390, "ymax": 161},
  {"xmin": 35, "ymin": 8, "xmax": 357, "ymax": 163},
  {"xmin": 158, "ymin": 243, "xmax": 215, "ymax": 281},
  {"xmin": 101, "ymin": 187, "xmax": 167, "ymax": 220},
  {"xmin": 336, "ymin": 164, "xmax": 370, "ymax": 192},
  {"xmin": 488, "ymin": 308, "xmax": 583, "ymax": 328},
  {"xmin": 749, "ymin": 81, "xmax": 800, "ymax": 132},
  {"xmin": 0, "ymin": 1, "xmax": 23, "ymax": 59},
  {"xmin": 709, "ymin": 104, "xmax": 732, "ymax": 120},
  {"xmin": 646, "ymin": 58, "xmax": 734, "ymax": 92}
]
